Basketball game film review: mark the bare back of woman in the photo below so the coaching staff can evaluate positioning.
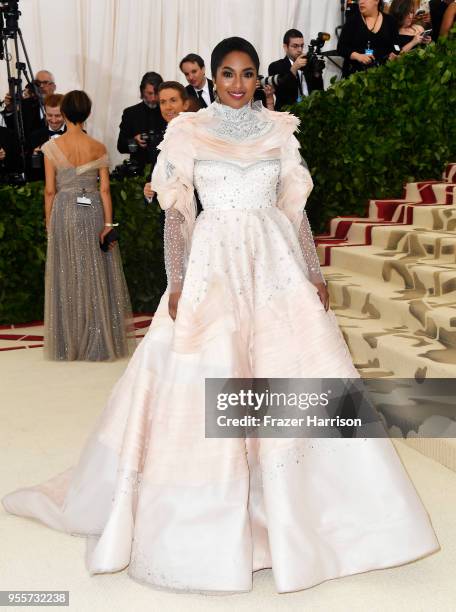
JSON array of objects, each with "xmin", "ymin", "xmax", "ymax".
[{"xmin": 53, "ymin": 130, "xmax": 106, "ymax": 168}]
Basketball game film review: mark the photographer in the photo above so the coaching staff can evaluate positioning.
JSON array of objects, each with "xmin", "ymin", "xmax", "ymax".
[
  {"xmin": 27, "ymin": 93, "xmax": 66, "ymax": 181},
  {"xmin": 268, "ymin": 28, "xmax": 324, "ymax": 111},
  {"xmin": 117, "ymin": 72, "xmax": 167, "ymax": 173},
  {"xmin": 1, "ymin": 70, "xmax": 56, "ymax": 138},
  {"xmin": 337, "ymin": 0, "xmax": 401, "ymax": 78}
]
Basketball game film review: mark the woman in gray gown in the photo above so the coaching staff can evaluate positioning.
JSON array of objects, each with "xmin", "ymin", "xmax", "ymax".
[{"xmin": 42, "ymin": 90, "xmax": 132, "ymax": 361}]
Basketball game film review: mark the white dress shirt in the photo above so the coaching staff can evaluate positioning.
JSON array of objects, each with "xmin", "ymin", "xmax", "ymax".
[
  {"xmin": 195, "ymin": 78, "xmax": 211, "ymax": 107},
  {"xmin": 289, "ymin": 57, "xmax": 309, "ymax": 98}
]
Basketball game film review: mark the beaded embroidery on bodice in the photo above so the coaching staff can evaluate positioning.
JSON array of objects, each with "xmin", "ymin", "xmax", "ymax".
[{"xmin": 194, "ymin": 159, "xmax": 281, "ymax": 211}]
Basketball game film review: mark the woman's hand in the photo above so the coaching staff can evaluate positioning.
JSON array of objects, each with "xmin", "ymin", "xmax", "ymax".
[
  {"xmin": 421, "ymin": 33, "xmax": 432, "ymax": 45},
  {"xmin": 168, "ymin": 291, "xmax": 182, "ymax": 321},
  {"xmin": 314, "ymin": 281, "xmax": 330, "ymax": 311},
  {"xmin": 0, "ymin": 147, "xmax": 6, "ymax": 161},
  {"xmin": 352, "ymin": 52, "xmax": 375, "ymax": 65},
  {"xmin": 99, "ymin": 226, "xmax": 116, "ymax": 250}
]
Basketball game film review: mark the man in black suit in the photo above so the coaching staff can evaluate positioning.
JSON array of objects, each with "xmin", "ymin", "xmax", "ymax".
[
  {"xmin": 27, "ymin": 93, "xmax": 66, "ymax": 181},
  {"xmin": 179, "ymin": 54, "xmax": 215, "ymax": 109},
  {"xmin": 117, "ymin": 72, "xmax": 167, "ymax": 173},
  {"xmin": 1, "ymin": 70, "xmax": 56, "ymax": 138},
  {"xmin": 268, "ymin": 28, "xmax": 324, "ymax": 111}
]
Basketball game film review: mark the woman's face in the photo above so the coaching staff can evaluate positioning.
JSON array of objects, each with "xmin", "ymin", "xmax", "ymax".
[
  {"xmin": 403, "ymin": 9, "xmax": 414, "ymax": 28},
  {"xmin": 358, "ymin": 0, "xmax": 380, "ymax": 15},
  {"xmin": 214, "ymin": 51, "xmax": 257, "ymax": 109}
]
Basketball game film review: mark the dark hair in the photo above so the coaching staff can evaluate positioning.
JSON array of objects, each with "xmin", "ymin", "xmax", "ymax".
[
  {"xmin": 44, "ymin": 93, "xmax": 64, "ymax": 108},
  {"xmin": 388, "ymin": 0, "xmax": 414, "ymax": 26},
  {"xmin": 158, "ymin": 81, "xmax": 189, "ymax": 101},
  {"xmin": 179, "ymin": 53, "xmax": 205, "ymax": 70},
  {"xmin": 210, "ymin": 37, "xmax": 260, "ymax": 79},
  {"xmin": 61, "ymin": 90, "xmax": 91, "ymax": 124},
  {"xmin": 283, "ymin": 28, "xmax": 304, "ymax": 45},
  {"xmin": 139, "ymin": 71, "xmax": 163, "ymax": 96}
]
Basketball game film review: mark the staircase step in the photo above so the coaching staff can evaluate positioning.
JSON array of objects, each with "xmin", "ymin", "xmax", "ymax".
[
  {"xmin": 404, "ymin": 181, "xmax": 456, "ymax": 204},
  {"xmin": 325, "ymin": 269, "xmax": 456, "ymax": 347},
  {"xmin": 370, "ymin": 225, "xmax": 456, "ymax": 260},
  {"xmin": 329, "ymin": 244, "xmax": 456, "ymax": 293},
  {"xmin": 335, "ymin": 315, "xmax": 456, "ymax": 378}
]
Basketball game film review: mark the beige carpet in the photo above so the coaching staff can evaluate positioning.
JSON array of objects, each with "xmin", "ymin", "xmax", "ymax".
[{"xmin": 0, "ymin": 347, "xmax": 455, "ymax": 611}]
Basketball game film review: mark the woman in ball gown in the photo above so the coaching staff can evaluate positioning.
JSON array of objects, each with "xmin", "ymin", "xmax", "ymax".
[
  {"xmin": 2, "ymin": 39, "xmax": 439, "ymax": 594},
  {"xmin": 42, "ymin": 90, "xmax": 132, "ymax": 361}
]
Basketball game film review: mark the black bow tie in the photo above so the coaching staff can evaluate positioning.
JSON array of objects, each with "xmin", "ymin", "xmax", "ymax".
[{"xmin": 49, "ymin": 129, "xmax": 64, "ymax": 136}]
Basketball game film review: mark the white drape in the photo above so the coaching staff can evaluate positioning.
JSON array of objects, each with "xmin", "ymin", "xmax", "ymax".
[{"xmin": 0, "ymin": 0, "xmax": 341, "ymax": 165}]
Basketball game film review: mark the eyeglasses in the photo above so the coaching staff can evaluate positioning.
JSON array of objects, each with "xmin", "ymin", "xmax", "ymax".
[
  {"xmin": 289, "ymin": 44, "xmax": 305, "ymax": 49},
  {"xmin": 35, "ymin": 80, "xmax": 54, "ymax": 86}
]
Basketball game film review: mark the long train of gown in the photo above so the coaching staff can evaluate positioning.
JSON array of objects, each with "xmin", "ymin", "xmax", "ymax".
[{"xmin": 2, "ymin": 102, "xmax": 440, "ymax": 594}]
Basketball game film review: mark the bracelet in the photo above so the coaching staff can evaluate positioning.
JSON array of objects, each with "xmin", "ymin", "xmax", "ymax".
[{"xmin": 104, "ymin": 222, "xmax": 119, "ymax": 227}]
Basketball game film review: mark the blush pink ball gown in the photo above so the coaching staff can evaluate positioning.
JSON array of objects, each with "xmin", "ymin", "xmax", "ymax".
[{"xmin": 2, "ymin": 101, "xmax": 440, "ymax": 594}]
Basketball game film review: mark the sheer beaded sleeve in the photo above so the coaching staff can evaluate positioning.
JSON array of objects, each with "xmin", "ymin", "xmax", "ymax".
[
  {"xmin": 297, "ymin": 209, "xmax": 325, "ymax": 285},
  {"xmin": 151, "ymin": 114, "xmax": 197, "ymax": 292},
  {"xmin": 277, "ymin": 133, "xmax": 325, "ymax": 285},
  {"xmin": 164, "ymin": 208, "xmax": 186, "ymax": 292}
]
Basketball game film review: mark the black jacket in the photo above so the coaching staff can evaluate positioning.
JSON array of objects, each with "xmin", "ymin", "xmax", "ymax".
[
  {"xmin": 337, "ymin": 12, "xmax": 400, "ymax": 78},
  {"xmin": 185, "ymin": 78, "xmax": 215, "ymax": 108},
  {"xmin": 0, "ymin": 126, "xmax": 20, "ymax": 173},
  {"xmin": 268, "ymin": 56, "xmax": 324, "ymax": 111},
  {"xmin": 117, "ymin": 101, "xmax": 167, "ymax": 170},
  {"xmin": 430, "ymin": 0, "xmax": 451, "ymax": 40},
  {"xmin": 1, "ymin": 97, "xmax": 45, "ymax": 140}
]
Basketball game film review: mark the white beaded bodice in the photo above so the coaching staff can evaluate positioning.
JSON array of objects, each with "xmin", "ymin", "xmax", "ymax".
[
  {"xmin": 194, "ymin": 159, "xmax": 280, "ymax": 211},
  {"xmin": 155, "ymin": 100, "xmax": 325, "ymax": 293}
]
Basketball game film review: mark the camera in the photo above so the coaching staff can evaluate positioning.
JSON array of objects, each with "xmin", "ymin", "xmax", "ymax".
[
  {"xmin": 0, "ymin": 166, "xmax": 26, "ymax": 186},
  {"xmin": 258, "ymin": 73, "xmax": 289, "ymax": 90},
  {"xmin": 0, "ymin": 0, "xmax": 20, "ymax": 37},
  {"xmin": 31, "ymin": 149, "xmax": 43, "ymax": 169},
  {"xmin": 142, "ymin": 128, "xmax": 165, "ymax": 152},
  {"xmin": 306, "ymin": 32, "xmax": 330, "ymax": 80},
  {"xmin": 110, "ymin": 157, "xmax": 143, "ymax": 181}
]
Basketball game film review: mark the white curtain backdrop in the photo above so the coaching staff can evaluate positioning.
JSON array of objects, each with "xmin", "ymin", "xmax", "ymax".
[{"xmin": 0, "ymin": 0, "xmax": 342, "ymax": 165}]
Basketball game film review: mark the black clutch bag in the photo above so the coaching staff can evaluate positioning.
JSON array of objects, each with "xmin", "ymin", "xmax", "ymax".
[{"xmin": 100, "ymin": 228, "xmax": 119, "ymax": 252}]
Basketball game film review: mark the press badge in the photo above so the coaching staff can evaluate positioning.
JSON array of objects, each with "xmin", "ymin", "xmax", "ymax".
[{"xmin": 77, "ymin": 190, "xmax": 92, "ymax": 206}]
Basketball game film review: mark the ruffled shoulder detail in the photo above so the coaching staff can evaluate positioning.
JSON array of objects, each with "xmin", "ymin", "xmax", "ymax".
[{"xmin": 258, "ymin": 106, "xmax": 300, "ymax": 134}]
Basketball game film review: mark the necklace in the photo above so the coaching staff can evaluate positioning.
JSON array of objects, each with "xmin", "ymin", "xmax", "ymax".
[{"xmin": 362, "ymin": 11, "xmax": 380, "ymax": 33}]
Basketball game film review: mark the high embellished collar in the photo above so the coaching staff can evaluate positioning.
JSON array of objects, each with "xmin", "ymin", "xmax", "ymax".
[{"xmin": 209, "ymin": 100, "xmax": 272, "ymax": 141}]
